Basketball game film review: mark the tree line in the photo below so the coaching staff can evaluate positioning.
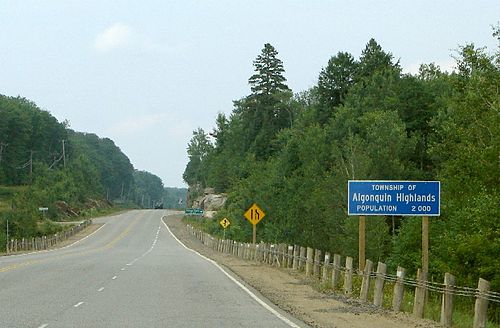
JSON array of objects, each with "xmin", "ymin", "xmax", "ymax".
[
  {"xmin": 183, "ymin": 31, "xmax": 499, "ymax": 292},
  {"xmin": 0, "ymin": 95, "xmax": 175, "ymax": 246}
]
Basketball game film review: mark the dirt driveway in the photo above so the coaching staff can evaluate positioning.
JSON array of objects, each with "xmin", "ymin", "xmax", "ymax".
[{"xmin": 164, "ymin": 214, "xmax": 440, "ymax": 328}]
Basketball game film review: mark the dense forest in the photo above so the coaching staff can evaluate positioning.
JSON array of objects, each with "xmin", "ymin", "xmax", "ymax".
[
  {"xmin": 183, "ymin": 32, "xmax": 499, "ymax": 291},
  {"xmin": 0, "ymin": 95, "xmax": 185, "ymax": 248}
]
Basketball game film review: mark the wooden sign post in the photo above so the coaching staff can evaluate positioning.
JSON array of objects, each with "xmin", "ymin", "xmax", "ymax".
[
  {"xmin": 348, "ymin": 180, "xmax": 440, "ymax": 274},
  {"xmin": 422, "ymin": 215, "xmax": 429, "ymax": 273},
  {"xmin": 244, "ymin": 203, "xmax": 266, "ymax": 244},
  {"xmin": 219, "ymin": 218, "xmax": 230, "ymax": 240},
  {"xmin": 359, "ymin": 215, "xmax": 366, "ymax": 271}
]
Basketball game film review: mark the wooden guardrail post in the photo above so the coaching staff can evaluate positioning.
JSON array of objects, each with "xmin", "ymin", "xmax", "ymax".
[
  {"xmin": 373, "ymin": 262, "xmax": 387, "ymax": 307},
  {"xmin": 292, "ymin": 245, "xmax": 299, "ymax": 270},
  {"xmin": 261, "ymin": 243, "xmax": 267, "ymax": 261},
  {"xmin": 360, "ymin": 259, "xmax": 373, "ymax": 302},
  {"xmin": 344, "ymin": 256, "xmax": 353, "ymax": 295},
  {"xmin": 281, "ymin": 244, "xmax": 287, "ymax": 267},
  {"xmin": 313, "ymin": 249, "xmax": 321, "ymax": 278},
  {"xmin": 440, "ymin": 272, "xmax": 455, "ymax": 327},
  {"xmin": 276, "ymin": 244, "xmax": 281, "ymax": 266},
  {"xmin": 269, "ymin": 244, "xmax": 273, "ymax": 264},
  {"xmin": 299, "ymin": 247, "xmax": 306, "ymax": 271},
  {"xmin": 322, "ymin": 252, "xmax": 331, "ymax": 283},
  {"xmin": 305, "ymin": 247, "xmax": 314, "ymax": 276},
  {"xmin": 287, "ymin": 245, "xmax": 294, "ymax": 268},
  {"xmin": 392, "ymin": 266, "xmax": 406, "ymax": 312},
  {"xmin": 332, "ymin": 254, "xmax": 341, "ymax": 289},
  {"xmin": 413, "ymin": 268, "xmax": 428, "ymax": 318},
  {"xmin": 473, "ymin": 278, "xmax": 491, "ymax": 328}
]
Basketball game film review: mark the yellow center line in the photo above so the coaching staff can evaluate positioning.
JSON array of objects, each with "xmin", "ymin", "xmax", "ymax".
[{"xmin": 0, "ymin": 215, "xmax": 141, "ymax": 274}]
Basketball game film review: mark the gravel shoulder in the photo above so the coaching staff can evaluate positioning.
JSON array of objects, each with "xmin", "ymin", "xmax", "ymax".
[{"xmin": 164, "ymin": 214, "xmax": 441, "ymax": 328}]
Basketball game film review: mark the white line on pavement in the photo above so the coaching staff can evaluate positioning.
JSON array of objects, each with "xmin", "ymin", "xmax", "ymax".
[
  {"xmin": 124, "ymin": 224, "xmax": 162, "ymax": 267},
  {"xmin": 161, "ymin": 217, "xmax": 301, "ymax": 328},
  {"xmin": 74, "ymin": 302, "xmax": 84, "ymax": 308}
]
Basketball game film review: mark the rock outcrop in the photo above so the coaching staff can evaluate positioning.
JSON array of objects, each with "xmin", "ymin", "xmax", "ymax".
[{"xmin": 192, "ymin": 188, "xmax": 227, "ymax": 214}]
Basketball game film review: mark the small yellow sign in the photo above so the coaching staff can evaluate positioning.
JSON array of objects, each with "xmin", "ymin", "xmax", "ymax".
[
  {"xmin": 219, "ymin": 218, "xmax": 230, "ymax": 229},
  {"xmin": 244, "ymin": 203, "xmax": 266, "ymax": 225}
]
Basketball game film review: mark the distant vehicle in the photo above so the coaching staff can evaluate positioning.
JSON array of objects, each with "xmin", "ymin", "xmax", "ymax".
[{"xmin": 154, "ymin": 202, "xmax": 164, "ymax": 209}]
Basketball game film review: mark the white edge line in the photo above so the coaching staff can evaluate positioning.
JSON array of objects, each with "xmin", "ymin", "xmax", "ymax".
[
  {"xmin": 38, "ymin": 324, "xmax": 49, "ymax": 328},
  {"xmin": 161, "ymin": 216, "xmax": 301, "ymax": 328},
  {"xmin": 63, "ymin": 223, "xmax": 107, "ymax": 248},
  {"xmin": 74, "ymin": 301, "xmax": 84, "ymax": 308}
]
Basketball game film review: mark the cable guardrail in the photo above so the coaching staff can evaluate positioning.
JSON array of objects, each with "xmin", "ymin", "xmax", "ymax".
[{"xmin": 185, "ymin": 224, "xmax": 499, "ymax": 306}]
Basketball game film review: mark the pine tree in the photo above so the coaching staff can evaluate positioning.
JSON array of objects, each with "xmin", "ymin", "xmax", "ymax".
[{"xmin": 248, "ymin": 43, "xmax": 290, "ymax": 95}]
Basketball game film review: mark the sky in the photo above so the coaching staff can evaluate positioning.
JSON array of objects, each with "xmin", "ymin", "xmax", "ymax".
[{"xmin": 1, "ymin": 1, "xmax": 498, "ymax": 187}]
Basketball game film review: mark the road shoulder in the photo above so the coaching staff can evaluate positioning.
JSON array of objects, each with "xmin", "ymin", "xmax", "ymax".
[{"xmin": 163, "ymin": 214, "xmax": 440, "ymax": 328}]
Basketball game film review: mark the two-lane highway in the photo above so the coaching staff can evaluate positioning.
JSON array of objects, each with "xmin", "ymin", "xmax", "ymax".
[{"xmin": 0, "ymin": 210, "xmax": 304, "ymax": 328}]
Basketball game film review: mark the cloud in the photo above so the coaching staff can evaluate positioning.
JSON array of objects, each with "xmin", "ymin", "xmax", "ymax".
[
  {"xmin": 92, "ymin": 23, "xmax": 190, "ymax": 56},
  {"xmin": 93, "ymin": 23, "xmax": 132, "ymax": 52}
]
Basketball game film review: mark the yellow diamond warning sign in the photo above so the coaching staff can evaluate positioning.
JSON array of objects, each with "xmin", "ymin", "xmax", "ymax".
[
  {"xmin": 219, "ymin": 218, "xmax": 230, "ymax": 229},
  {"xmin": 244, "ymin": 203, "xmax": 266, "ymax": 225}
]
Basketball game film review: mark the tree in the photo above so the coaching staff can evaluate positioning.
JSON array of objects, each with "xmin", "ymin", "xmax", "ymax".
[
  {"xmin": 238, "ymin": 44, "xmax": 293, "ymax": 160},
  {"xmin": 316, "ymin": 52, "xmax": 358, "ymax": 123},
  {"xmin": 356, "ymin": 38, "xmax": 400, "ymax": 80},
  {"xmin": 132, "ymin": 170, "xmax": 164, "ymax": 208},
  {"xmin": 248, "ymin": 43, "xmax": 290, "ymax": 95},
  {"xmin": 183, "ymin": 128, "xmax": 213, "ymax": 187}
]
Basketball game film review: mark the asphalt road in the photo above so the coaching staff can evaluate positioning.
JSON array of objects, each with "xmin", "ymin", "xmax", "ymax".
[{"xmin": 0, "ymin": 210, "xmax": 304, "ymax": 328}]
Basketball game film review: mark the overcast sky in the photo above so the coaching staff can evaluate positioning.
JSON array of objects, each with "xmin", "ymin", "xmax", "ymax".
[{"xmin": 1, "ymin": 1, "xmax": 498, "ymax": 187}]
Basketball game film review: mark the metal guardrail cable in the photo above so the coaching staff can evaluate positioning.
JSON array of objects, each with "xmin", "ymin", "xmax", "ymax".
[{"xmin": 189, "ymin": 228, "xmax": 499, "ymax": 303}]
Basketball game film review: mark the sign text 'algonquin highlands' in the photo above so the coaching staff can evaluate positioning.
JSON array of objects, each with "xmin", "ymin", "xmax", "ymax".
[{"xmin": 348, "ymin": 180, "xmax": 440, "ymax": 216}]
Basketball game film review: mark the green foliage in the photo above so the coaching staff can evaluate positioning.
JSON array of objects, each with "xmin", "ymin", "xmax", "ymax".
[
  {"xmin": 183, "ymin": 36, "xmax": 499, "ymax": 296},
  {"xmin": 248, "ymin": 43, "xmax": 290, "ymax": 96},
  {"xmin": 131, "ymin": 170, "xmax": 164, "ymax": 208},
  {"xmin": 0, "ymin": 96, "xmax": 67, "ymax": 185},
  {"xmin": 68, "ymin": 130, "xmax": 134, "ymax": 201},
  {"xmin": 0, "ymin": 94, "xmax": 164, "ymax": 247}
]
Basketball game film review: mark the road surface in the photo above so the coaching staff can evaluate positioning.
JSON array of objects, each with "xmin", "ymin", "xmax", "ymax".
[{"xmin": 0, "ymin": 210, "xmax": 305, "ymax": 328}]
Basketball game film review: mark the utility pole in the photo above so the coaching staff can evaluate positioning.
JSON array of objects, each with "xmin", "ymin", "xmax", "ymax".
[
  {"xmin": 62, "ymin": 140, "xmax": 66, "ymax": 168},
  {"xmin": 6, "ymin": 218, "xmax": 9, "ymax": 244}
]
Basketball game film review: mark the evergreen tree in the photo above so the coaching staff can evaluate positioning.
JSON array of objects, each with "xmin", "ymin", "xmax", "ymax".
[
  {"xmin": 248, "ymin": 43, "xmax": 290, "ymax": 95},
  {"xmin": 317, "ymin": 52, "xmax": 358, "ymax": 124}
]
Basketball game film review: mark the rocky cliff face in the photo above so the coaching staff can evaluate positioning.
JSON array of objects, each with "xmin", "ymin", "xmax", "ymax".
[{"xmin": 192, "ymin": 188, "xmax": 227, "ymax": 212}]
